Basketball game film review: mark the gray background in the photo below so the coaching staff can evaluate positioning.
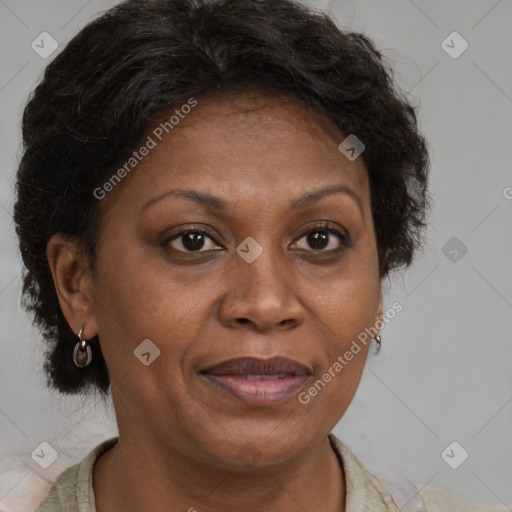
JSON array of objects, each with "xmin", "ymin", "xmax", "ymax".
[{"xmin": 0, "ymin": 1, "xmax": 511, "ymax": 511}]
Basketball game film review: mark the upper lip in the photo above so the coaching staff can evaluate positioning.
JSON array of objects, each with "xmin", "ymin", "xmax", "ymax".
[{"xmin": 201, "ymin": 356, "xmax": 312, "ymax": 376}]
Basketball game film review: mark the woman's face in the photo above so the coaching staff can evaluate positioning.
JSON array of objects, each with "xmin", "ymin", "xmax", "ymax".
[{"xmin": 87, "ymin": 90, "xmax": 383, "ymax": 468}]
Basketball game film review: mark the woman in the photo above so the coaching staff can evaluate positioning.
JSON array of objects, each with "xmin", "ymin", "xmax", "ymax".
[{"xmin": 13, "ymin": 0, "xmax": 507, "ymax": 510}]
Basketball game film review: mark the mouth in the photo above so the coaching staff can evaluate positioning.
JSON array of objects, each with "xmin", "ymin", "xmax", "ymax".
[{"xmin": 200, "ymin": 356, "xmax": 312, "ymax": 406}]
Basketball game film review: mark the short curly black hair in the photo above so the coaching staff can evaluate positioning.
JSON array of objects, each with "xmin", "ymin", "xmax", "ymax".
[{"xmin": 13, "ymin": 0, "xmax": 430, "ymax": 398}]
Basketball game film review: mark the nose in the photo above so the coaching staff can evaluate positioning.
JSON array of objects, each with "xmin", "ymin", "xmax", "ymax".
[{"xmin": 217, "ymin": 247, "xmax": 306, "ymax": 333}]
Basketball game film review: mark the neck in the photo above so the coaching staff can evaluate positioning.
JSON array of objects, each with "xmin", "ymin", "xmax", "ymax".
[{"xmin": 93, "ymin": 434, "xmax": 346, "ymax": 512}]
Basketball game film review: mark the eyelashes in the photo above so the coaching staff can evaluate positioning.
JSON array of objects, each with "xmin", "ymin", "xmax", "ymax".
[
  {"xmin": 164, "ymin": 226, "xmax": 221, "ymax": 253},
  {"xmin": 162, "ymin": 221, "xmax": 352, "ymax": 255},
  {"xmin": 292, "ymin": 221, "xmax": 353, "ymax": 252}
]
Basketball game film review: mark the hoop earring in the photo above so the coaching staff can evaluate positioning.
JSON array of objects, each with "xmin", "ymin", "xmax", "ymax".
[
  {"xmin": 73, "ymin": 328, "xmax": 92, "ymax": 367},
  {"xmin": 373, "ymin": 334, "xmax": 382, "ymax": 353}
]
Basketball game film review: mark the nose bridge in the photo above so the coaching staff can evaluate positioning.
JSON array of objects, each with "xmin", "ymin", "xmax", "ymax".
[
  {"xmin": 236, "ymin": 238, "xmax": 287, "ymax": 304},
  {"xmin": 218, "ymin": 236, "xmax": 303, "ymax": 331}
]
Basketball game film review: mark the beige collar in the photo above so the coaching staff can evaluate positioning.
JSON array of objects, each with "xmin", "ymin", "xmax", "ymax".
[{"xmin": 41, "ymin": 434, "xmax": 407, "ymax": 512}]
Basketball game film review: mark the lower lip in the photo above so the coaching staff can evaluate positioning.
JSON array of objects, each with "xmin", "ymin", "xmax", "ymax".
[{"xmin": 202, "ymin": 374, "xmax": 310, "ymax": 406}]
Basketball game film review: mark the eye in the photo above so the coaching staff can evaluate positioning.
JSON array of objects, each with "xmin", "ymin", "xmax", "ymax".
[
  {"xmin": 291, "ymin": 222, "xmax": 351, "ymax": 252},
  {"xmin": 165, "ymin": 227, "xmax": 222, "ymax": 253}
]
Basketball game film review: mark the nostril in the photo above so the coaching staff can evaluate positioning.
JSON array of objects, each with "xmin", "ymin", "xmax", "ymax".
[{"xmin": 237, "ymin": 318, "xmax": 250, "ymax": 324}]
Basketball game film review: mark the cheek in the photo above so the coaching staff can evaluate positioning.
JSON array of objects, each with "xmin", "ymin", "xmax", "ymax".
[
  {"xmin": 91, "ymin": 252, "xmax": 200, "ymax": 424},
  {"xmin": 300, "ymin": 243, "xmax": 379, "ymax": 405},
  {"xmin": 91, "ymin": 239, "xmax": 204, "ymax": 384},
  {"xmin": 307, "ymin": 245, "xmax": 380, "ymax": 334},
  {"xmin": 299, "ymin": 294, "xmax": 373, "ymax": 421}
]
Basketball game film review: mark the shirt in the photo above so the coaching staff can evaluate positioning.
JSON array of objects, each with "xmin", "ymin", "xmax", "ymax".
[{"xmin": 32, "ymin": 434, "xmax": 508, "ymax": 512}]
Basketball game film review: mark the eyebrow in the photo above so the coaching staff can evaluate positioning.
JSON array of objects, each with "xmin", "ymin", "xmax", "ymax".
[{"xmin": 142, "ymin": 184, "xmax": 364, "ymax": 216}]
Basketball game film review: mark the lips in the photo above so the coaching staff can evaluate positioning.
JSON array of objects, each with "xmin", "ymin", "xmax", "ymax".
[
  {"xmin": 200, "ymin": 357, "xmax": 311, "ymax": 406},
  {"xmin": 202, "ymin": 356, "xmax": 311, "ymax": 376}
]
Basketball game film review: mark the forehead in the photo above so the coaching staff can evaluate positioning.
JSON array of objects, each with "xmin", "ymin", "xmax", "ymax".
[{"xmin": 101, "ymin": 89, "xmax": 370, "ymax": 214}]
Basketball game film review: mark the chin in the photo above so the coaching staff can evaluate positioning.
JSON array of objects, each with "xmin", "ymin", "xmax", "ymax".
[{"xmin": 195, "ymin": 428, "xmax": 312, "ymax": 471}]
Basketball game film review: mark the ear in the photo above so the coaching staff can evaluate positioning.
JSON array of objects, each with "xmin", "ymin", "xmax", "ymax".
[
  {"xmin": 374, "ymin": 292, "xmax": 384, "ymax": 332},
  {"xmin": 46, "ymin": 233, "xmax": 98, "ymax": 340}
]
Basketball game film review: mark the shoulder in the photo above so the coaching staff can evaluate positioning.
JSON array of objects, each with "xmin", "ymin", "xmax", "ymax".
[
  {"xmin": 419, "ymin": 485, "xmax": 510, "ymax": 512},
  {"xmin": 34, "ymin": 436, "xmax": 119, "ymax": 512},
  {"xmin": 328, "ymin": 433, "xmax": 509, "ymax": 512},
  {"xmin": 33, "ymin": 462, "xmax": 82, "ymax": 512}
]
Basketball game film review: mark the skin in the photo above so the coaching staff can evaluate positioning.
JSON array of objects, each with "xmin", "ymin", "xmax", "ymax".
[{"xmin": 47, "ymin": 89, "xmax": 384, "ymax": 512}]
